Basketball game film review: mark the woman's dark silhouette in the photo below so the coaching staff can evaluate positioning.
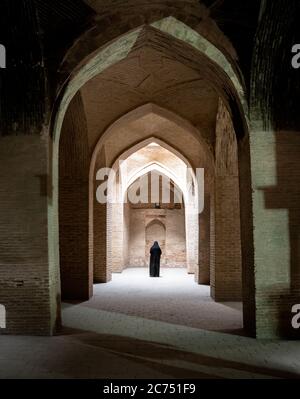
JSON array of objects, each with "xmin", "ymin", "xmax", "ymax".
[{"xmin": 149, "ymin": 241, "xmax": 162, "ymax": 277}]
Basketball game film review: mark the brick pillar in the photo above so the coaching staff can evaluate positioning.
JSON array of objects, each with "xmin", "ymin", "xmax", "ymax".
[
  {"xmin": 210, "ymin": 190, "xmax": 216, "ymax": 298},
  {"xmin": 0, "ymin": 135, "xmax": 56, "ymax": 335},
  {"xmin": 59, "ymin": 93, "xmax": 91, "ymax": 300},
  {"xmin": 186, "ymin": 204, "xmax": 198, "ymax": 274},
  {"xmin": 213, "ymin": 175, "xmax": 242, "ymax": 301},
  {"xmin": 93, "ymin": 202, "xmax": 109, "ymax": 282},
  {"xmin": 248, "ymin": 0, "xmax": 300, "ymax": 338},
  {"xmin": 238, "ymin": 135, "xmax": 256, "ymax": 336},
  {"xmin": 93, "ymin": 147, "xmax": 110, "ymax": 283},
  {"xmin": 110, "ymin": 202, "xmax": 125, "ymax": 273},
  {"xmin": 198, "ymin": 193, "xmax": 210, "ymax": 285},
  {"xmin": 123, "ymin": 202, "xmax": 130, "ymax": 268},
  {"xmin": 250, "ymin": 126, "xmax": 300, "ymax": 338},
  {"xmin": 210, "ymin": 99, "xmax": 243, "ymax": 301}
]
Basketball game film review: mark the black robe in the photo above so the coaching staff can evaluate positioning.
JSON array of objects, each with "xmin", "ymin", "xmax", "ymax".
[{"xmin": 149, "ymin": 241, "xmax": 162, "ymax": 277}]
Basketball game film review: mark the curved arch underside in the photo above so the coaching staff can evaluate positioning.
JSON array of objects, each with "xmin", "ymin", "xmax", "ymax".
[
  {"xmin": 53, "ymin": 17, "xmax": 247, "ymax": 145},
  {"xmin": 55, "ymin": 14, "xmax": 250, "ymax": 337}
]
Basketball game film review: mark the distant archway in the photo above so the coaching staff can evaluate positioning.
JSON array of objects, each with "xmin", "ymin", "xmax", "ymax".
[
  {"xmin": 146, "ymin": 220, "xmax": 167, "ymax": 266},
  {"xmin": 102, "ymin": 139, "xmax": 196, "ymax": 275}
]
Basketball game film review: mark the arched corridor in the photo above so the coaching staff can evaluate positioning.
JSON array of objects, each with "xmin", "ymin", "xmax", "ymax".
[
  {"xmin": 1, "ymin": 0, "xmax": 300, "ymax": 380},
  {"xmin": 58, "ymin": 90, "xmax": 244, "ymax": 333},
  {"xmin": 58, "ymin": 92, "xmax": 244, "ymax": 330},
  {"xmin": 56, "ymin": 12, "xmax": 247, "ymax": 325}
]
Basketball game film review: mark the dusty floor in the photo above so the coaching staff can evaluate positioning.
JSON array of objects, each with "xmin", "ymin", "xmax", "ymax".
[{"xmin": 1, "ymin": 268, "xmax": 300, "ymax": 379}]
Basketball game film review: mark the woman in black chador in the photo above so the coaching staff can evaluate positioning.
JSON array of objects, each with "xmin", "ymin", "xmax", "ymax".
[{"xmin": 149, "ymin": 241, "xmax": 162, "ymax": 277}]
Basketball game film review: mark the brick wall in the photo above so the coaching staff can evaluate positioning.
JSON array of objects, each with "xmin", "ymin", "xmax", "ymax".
[
  {"xmin": 0, "ymin": 135, "xmax": 52, "ymax": 335},
  {"xmin": 129, "ymin": 208, "xmax": 186, "ymax": 268},
  {"xmin": 123, "ymin": 201, "xmax": 130, "ymax": 267},
  {"xmin": 211, "ymin": 99, "xmax": 242, "ymax": 301},
  {"xmin": 209, "ymin": 190, "xmax": 216, "ymax": 298},
  {"xmin": 214, "ymin": 177, "xmax": 242, "ymax": 301},
  {"xmin": 59, "ymin": 93, "xmax": 91, "ymax": 300},
  {"xmin": 197, "ymin": 193, "xmax": 210, "ymax": 285},
  {"xmin": 250, "ymin": 129, "xmax": 300, "ymax": 338},
  {"xmin": 146, "ymin": 219, "xmax": 166, "ymax": 265},
  {"xmin": 110, "ymin": 202, "xmax": 126, "ymax": 273},
  {"xmin": 93, "ymin": 146, "xmax": 110, "ymax": 283},
  {"xmin": 238, "ymin": 135, "xmax": 256, "ymax": 336},
  {"xmin": 166, "ymin": 209, "xmax": 187, "ymax": 267}
]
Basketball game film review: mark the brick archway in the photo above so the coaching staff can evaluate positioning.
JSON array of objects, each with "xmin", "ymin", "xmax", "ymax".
[
  {"xmin": 89, "ymin": 106, "xmax": 212, "ymax": 284},
  {"xmin": 145, "ymin": 220, "xmax": 167, "ymax": 266},
  {"xmin": 98, "ymin": 138, "xmax": 199, "ymax": 278},
  {"xmin": 52, "ymin": 16, "xmax": 253, "ymax": 335}
]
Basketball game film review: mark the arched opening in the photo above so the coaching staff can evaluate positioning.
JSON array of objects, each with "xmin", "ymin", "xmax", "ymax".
[
  {"xmin": 145, "ymin": 220, "xmax": 167, "ymax": 266},
  {"xmin": 54, "ymin": 17, "xmax": 253, "ymax": 336},
  {"xmin": 97, "ymin": 136, "xmax": 199, "ymax": 278}
]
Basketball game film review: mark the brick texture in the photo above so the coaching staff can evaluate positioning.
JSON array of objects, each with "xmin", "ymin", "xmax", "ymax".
[
  {"xmin": 59, "ymin": 93, "xmax": 91, "ymax": 300},
  {"xmin": 211, "ymin": 99, "xmax": 242, "ymax": 301},
  {"xmin": 0, "ymin": 135, "xmax": 52, "ymax": 335}
]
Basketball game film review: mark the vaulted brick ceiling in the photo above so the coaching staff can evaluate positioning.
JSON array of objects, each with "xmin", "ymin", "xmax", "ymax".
[
  {"xmin": 2, "ymin": 1, "xmax": 299, "ymax": 135},
  {"xmin": 80, "ymin": 46, "xmax": 219, "ymax": 150},
  {"xmin": 0, "ymin": 0, "xmax": 261, "ymax": 136}
]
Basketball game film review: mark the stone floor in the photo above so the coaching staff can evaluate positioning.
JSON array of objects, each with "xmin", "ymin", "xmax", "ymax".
[{"xmin": 1, "ymin": 268, "xmax": 300, "ymax": 379}]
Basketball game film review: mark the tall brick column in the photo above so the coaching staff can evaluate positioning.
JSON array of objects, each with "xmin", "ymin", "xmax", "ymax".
[
  {"xmin": 93, "ymin": 147, "xmax": 110, "ymax": 283},
  {"xmin": 59, "ymin": 93, "xmax": 91, "ymax": 300},
  {"xmin": 249, "ymin": 122, "xmax": 300, "ymax": 338},
  {"xmin": 211, "ymin": 99, "xmax": 242, "ymax": 302},
  {"xmin": 249, "ymin": 0, "xmax": 300, "ymax": 338},
  {"xmin": 197, "ymin": 193, "xmax": 210, "ymax": 285},
  {"xmin": 0, "ymin": 136, "xmax": 55, "ymax": 335}
]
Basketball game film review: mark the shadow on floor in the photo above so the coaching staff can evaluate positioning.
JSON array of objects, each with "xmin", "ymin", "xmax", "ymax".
[
  {"xmin": 62, "ymin": 300, "xmax": 245, "ymax": 337},
  {"xmin": 59, "ymin": 327, "xmax": 300, "ymax": 379}
]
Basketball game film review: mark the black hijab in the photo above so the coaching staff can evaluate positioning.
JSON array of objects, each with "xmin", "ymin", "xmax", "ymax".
[{"xmin": 151, "ymin": 241, "xmax": 160, "ymax": 249}]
